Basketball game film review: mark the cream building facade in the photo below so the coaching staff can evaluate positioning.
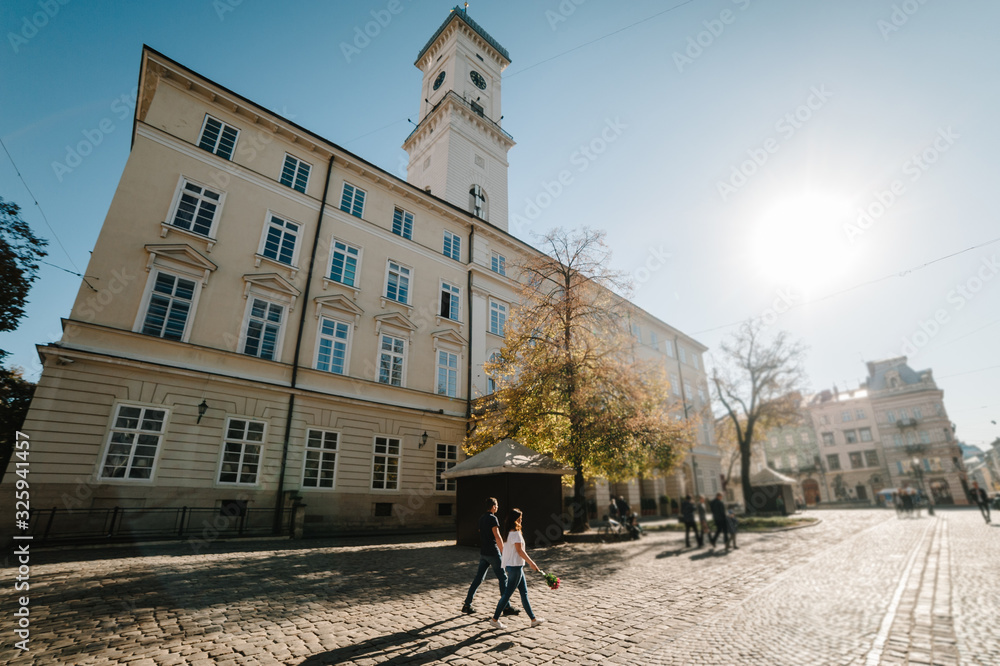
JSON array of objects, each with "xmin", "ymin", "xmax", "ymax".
[{"xmin": 2, "ymin": 8, "xmax": 717, "ymax": 537}]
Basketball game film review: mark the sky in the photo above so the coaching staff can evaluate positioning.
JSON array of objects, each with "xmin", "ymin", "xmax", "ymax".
[{"xmin": 1, "ymin": 0, "xmax": 998, "ymax": 448}]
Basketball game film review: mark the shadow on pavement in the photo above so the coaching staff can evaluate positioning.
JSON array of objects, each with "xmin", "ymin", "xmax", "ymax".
[{"xmin": 296, "ymin": 617, "xmax": 490, "ymax": 665}]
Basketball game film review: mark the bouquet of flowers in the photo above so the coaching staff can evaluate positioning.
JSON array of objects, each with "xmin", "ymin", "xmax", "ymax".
[{"xmin": 541, "ymin": 571, "xmax": 560, "ymax": 590}]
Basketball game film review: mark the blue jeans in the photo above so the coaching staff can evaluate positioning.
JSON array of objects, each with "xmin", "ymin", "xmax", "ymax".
[
  {"xmin": 493, "ymin": 566, "xmax": 535, "ymax": 621},
  {"xmin": 464, "ymin": 554, "xmax": 509, "ymax": 608}
]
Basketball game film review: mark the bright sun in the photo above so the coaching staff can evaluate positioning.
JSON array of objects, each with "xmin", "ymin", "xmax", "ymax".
[{"xmin": 751, "ymin": 191, "xmax": 855, "ymax": 292}]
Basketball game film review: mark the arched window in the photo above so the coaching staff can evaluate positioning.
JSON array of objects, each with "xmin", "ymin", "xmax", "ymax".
[{"xmin": 469, "ymin": 185, "xmax": 487, "ymax": 220}]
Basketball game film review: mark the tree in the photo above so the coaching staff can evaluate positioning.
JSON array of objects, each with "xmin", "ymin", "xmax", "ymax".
[
  {"xmin": 0, "ymin": 366, "xmax": 35, "ymax": 476},
  {"xmin": 0, "ymin": 197, "xmax": 48, "ymax": 357},
  {"xmin": 466, "ymin": 228, "xmax": 692, "ymax": 532},
  {"xmin": 711, "ymin": 320, "xmax": 807, "ymax": 513}
]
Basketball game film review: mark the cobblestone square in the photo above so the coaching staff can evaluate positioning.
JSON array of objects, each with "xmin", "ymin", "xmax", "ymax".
[{"xmin": 3, "ymin": 509, "xmax": 999, "ymax": 665}]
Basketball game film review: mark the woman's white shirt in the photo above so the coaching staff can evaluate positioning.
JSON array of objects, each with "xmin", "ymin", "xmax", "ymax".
[{"xmin": 500, "ymin": 530, "xmax": 525, "ymax": 568}]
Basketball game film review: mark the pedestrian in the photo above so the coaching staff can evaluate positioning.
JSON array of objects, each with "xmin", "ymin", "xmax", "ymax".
[
  {"xmin": 680, "ymin": 495, "xmax": 701, "ymax": 548},
  {"xmin": 696, "ymin": 495, "xmax": 709, "ymax": 542},
  {"xmin": 608, "ymin": 497, "xmax": 619, "ymax": 523},
  {"xmin": 709, "ymin": 492, "xmax": 731, "ymax": 550},
  {"xmin": 490, "ymin": 508, "xmax": 546, "ymax": 630},
  {"xmin": 726, "ymin": 508, "xmax": 739, "ymax": 549},
  {"xmin": 615, "ymin": 495, "xmax": 631, "ymax": 522},
  {"xmin": 462, "ymin": 497, "xmax": 519, "ymax": 617},
  {"xmin": 969, "ymin": 481, "xmax": 991, "ymax": 524}
]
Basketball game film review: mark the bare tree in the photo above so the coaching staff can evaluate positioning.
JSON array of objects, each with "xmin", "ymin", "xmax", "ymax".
[
  {"xmin": 467, "ymin": 228, "xmax": 692, "ymax": 532},
  {"xmin": 711, "ymin": 320, "xmax": 807, "ymax": 513}
]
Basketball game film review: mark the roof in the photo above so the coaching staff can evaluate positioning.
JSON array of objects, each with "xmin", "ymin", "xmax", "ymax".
[
  {"xmin": 865, "ymin": 357, "xmax": 930, "ymax": 391},
  {"xmin": 750, "ymin": 467, "xmax": 799, "ymax": 486},
  {"xmin": 416, "ymin": 6, "xmax": 511, "ymax": 65},
  {"xmin": 441, "ymin": 439, "xmax": 572, "ymax": 478}
]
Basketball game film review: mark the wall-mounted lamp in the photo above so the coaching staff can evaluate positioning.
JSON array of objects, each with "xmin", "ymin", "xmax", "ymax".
[
  {"xmin": 420, "ymin": 431, "xmax": 429, "ymax": 448},
  {"xmin": 197, "ymin": 399, "xmax": 209, "ymax": 424}
]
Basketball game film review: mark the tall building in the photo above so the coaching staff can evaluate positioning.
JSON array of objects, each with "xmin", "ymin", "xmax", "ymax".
[
  {"xmin": 2, "ymin": 7, "xmax": 716, "ymax": 537},
  {"xmin": 865, "ymin": 357, "xmax": 968, "ymax": 505}
]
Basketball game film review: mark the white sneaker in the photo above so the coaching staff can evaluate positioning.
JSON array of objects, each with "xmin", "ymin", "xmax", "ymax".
[
  {"xmin": 531, "ymin": 617, "xmax": 547, "ymax": 627},
  {"xmin": 489, "ymin": 618, "xmax": 506, "ymax": 630}
]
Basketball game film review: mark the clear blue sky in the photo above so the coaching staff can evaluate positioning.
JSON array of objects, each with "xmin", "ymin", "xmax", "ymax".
[{"xmin": 2, "ymin": 0, "xmax": 998, "ymax": 447}]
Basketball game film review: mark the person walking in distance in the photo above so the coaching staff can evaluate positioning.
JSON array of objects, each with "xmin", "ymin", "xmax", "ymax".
[
  {"xmin": 970, "ymin": 481, "xmax": 991, "ymax": 524},
  {"xmin": 680, "ymin": 495, "xmax": 701, "ymax": 548},
  {"xmin": 709, "ymin": 492, "xmax": 731, "ymax": 550},
  {"xmin": 490, "ymin": 508, "xmax": 546, "ymax": 630},
  {"xmin": 462, "ymin": 497, "xmax": 519, "ymax": 617},
  {"xmin": 696, "ymin": 495, "xmax": 710, "ymax": 542}
]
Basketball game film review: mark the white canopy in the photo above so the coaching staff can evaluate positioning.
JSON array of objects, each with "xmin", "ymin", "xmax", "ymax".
[{"xmin": 441, "ymin": 438, "xmax": 573, "ymax": 479}]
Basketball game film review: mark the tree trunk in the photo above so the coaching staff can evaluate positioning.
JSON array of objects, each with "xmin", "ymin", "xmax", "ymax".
[
  {"xmin": 740, "ymin": 441, "xmax": 757, "ymax": 515},
  {"xmin": 570, "ymin": 465, "xmax": 589, "ymax": 532}
]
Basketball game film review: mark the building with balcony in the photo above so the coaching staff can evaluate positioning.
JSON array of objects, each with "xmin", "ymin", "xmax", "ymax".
[
  {"xmin": 865, "ymin": 357, "xmax": 967, "ymax": 505},
  {"xmin": 1, "ymin": 7, "xmax": 716, "ymax": 537}
]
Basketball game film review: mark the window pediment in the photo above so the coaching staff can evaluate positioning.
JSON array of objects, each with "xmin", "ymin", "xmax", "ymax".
[
  {"xmin": 431, "ymin": 328, "xmax": 467, "ymax": 351},
  {"xmin": 374, "ymin": 312, "xmax": 417, "ymax": 340},
  {"xmin": 242, "ymin": 273, "xmax": 300, "ymax": 309},
  {"xmin": 315, "ymin": 294, "xmax": 364, "ymax": 326},
  {"xmin": 144, "ymin": 243, "xmax": 218, "ymax": 284}
]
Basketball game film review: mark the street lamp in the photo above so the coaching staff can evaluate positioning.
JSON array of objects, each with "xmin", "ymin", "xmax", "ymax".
[{"xmin": 910, "ymin": 457, "xmax": 936, "ymax": 516}]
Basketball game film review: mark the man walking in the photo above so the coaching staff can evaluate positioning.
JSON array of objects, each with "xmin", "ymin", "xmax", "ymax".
[
  {"xmin": 709, "ymin": 493, "xmax": 731, "ymax": 550},
  {"xmin": 680, "ymin": 495, "xmax": 702, "ymax": 548},
  {"xmin": 462, "ymin": 497, "xmax": 519, "ymax": 617},
  {"xmin": 970, "ymin": 481, "xmax": 991, "ymax": 524}
]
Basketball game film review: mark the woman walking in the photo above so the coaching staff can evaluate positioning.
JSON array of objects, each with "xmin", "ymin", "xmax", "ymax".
[{"xmin": 490, "ymin": 508, "xmax": 546, "ymax": 630}]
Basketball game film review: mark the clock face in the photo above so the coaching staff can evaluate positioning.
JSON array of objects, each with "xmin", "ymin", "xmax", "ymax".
[
  {"xmin": 470, "ymin": 70, "xmax": 487, "ymax": 90},
  {"xmin": 433, "ymin": 71, "xmax": 446, "ymax": 91}
]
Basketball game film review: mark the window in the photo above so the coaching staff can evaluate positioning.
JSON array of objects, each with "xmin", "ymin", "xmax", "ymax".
[
  {"xmin": 316, "ymin": 318, "xmax": 350, "ymax": 374},
  {"xmin": 684, "ymin": 383, "xmax": 693, "ymax": 400},
  {"xmin": 443, "ymin": 230, "xmax": 461, "ymax": 261},
  {"xmin": 372, "ymin": 436, "xmax": 401, "ymax": 490},
  {"xmin": 899, "ymin": 408, "xmax": 909, "ymax": 420},
  {"xmin": 437, "ymin": 350, "xmax": 458, "ymax": 397},
  {"xmin": 800, "ymin": 432, "xmax": 810, "ymax": 444},
  {"xmin": 170, "ymin": 180, "xmax": 222, "ymax": 236},
  {"xmin": 821, "ymin": 432, "xmax": 835, "ymax": 447},
  {"xmin": 785, "ymin": 434, "xmax": 794, "ymax": 446},
  {"xmin": 906, "ymin": 432, "xmax": 917, "ymax": 445},
  {"xmin": 665, "ymin": 340, "xmax": 674, "ymax": 358},
  {"xmin": 99, "ymin": 405, "xmax": 167, "ymax": 480},
  {"xmin": 218, "ymin": 419, "xmax": 265, "ymax": 485},
  {"xmin": 826, "ymin": 454, "xmax": 841, "ymax": 471},
  {"xmin": 913, "ymin": 407, "xmax": 922, "ymax": 419},
  {"xmin": 491, "ymin": 252, "xmax": 506, "ymax": 276},
  {"xmin": 260, "ymin": 214, "xmax": 300, "ymax": 266},
  {"xmin": 844, "ymin": 429, "xmax": 858, "ymax": 444},
  {"xmin": 697, "ymin": 387, "xmax": 707, "ymax": 404},
  {"xmin": 671, "ymin": 373, "xmax": 681, "ymax": 396},
  {"xmin": 820, "ymin": 415, "xmax": 829, "ymax": 425},
  {"xmin": 198, "ymin": 115, "xmax": 239, "ymax": 160},
  {"xmin": 243, "ymin": 298, "xmax": 284, "ymax": 360},
  {"xmin": 140, "ymin": 272, "xmax": 196, "ymax": 341},
  {"xmin": 865, "ymin": 450, "xmax": 879, "ymax": 467},
  {"xmin": 340, "ymin": 182, "xmax": 366, "ymax": 218},
  {"xmin": 896, "ymin": 461, "xmax": 904, "ymax": 475},
  {"xmin": 436, "ymin": 443, "xmax": 458, "ymax": 491},
  {"xmin": 849, "ymin": 452, "xmax": 864, "ymax": 469},
  {"xmin": 769, "ymin": 437, "xmax": 778, "ymax": 449},
  {"xmin": 392, "ymin": 207, "xmax": 413, "ymax": 239},
  {"xmin": 280, "ymin": 154, "xmax": 311, "ymax": 193},
  {"xmin": 893, "ymin": 434, "xmax": 903, "ymax": 447},
  {"xmin": 378, "ymin": 334, "xmax": 405, "ymax": 386},
  {"xmin": 329, "ymin": 239, "xmax": 360, "ymax": 287},
  {"xmin": 650, "ymin": 331, "xmax": 658, "ymax": 348},
  {"xmin": 489, "ymin": 300, "xmax": 507, "ymax": 336},
  {"xmin": 887, "ymin": 410, "xmax": 896, "ymax": 423},
  {"xmin": 859, "ymin": 427, "xmax": 873, "ymax": 442},
  {"xmin": 374, "ymin": 502, "xmax": 393, "ymax": 516},
  {"xmin": 385, "ymin": 261, "xmax": 411, "ymax": 304},
  {"xmin": 781, "ymin": 456, "xmax": 789, "ymax": 470},
  {"xmin": 302, "ymin": 429, "xmax": 337, "ymax": 488},
  {"xmin": 470, "ymin": 184, "xmax": 486, "ymax": 220},
  {"xmin": 438, "ymin": 503, "xmax": 453, "ymax": 516},
  {"xmin": 691, "ymin": 354, "xmax": 698, "ymax": 370},
  {"xmin": 679, "ymin": 345, "xmax": 687, "ymax": 364},
  {"xmin": 920, "ymin": 431, "xmax": 931, "ymax": 444},
  {"xmin": 440, "ymin": 282, "xmax": 460, "ymax": 320},
  {"xmin": 632, "ymin": 324, "xmax": 641, "ymax": 340},
  {"xmin": 486, "ymin": 351, "xmax": 501, "ymax": 394},
  {"xmin": 856, "ymin": 409, "xmax": 866, "ymax": 420},
  {"xmin": 841, "ymin": 411, "xmax": 852, "ymax": 422}
]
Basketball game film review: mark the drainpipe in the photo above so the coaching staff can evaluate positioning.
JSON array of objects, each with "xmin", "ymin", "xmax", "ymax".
[
  {"xmin": 273, "ymin": 153, "xmax": 336, "ymax": 534},
  {"xmin": 466, "ymin": 226, "xmax": 475, "ymax": 421}
]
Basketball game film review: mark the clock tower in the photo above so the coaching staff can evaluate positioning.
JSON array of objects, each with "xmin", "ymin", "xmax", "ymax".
[{"xmin": 403, "ymin": 6, "xmax": 515, "ymax": 231}]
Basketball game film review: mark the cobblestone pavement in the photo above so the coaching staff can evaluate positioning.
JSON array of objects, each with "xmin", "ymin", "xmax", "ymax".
[{"xmin": 2, "ymin": 509, "xmax": 999, "ymax": 665}]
